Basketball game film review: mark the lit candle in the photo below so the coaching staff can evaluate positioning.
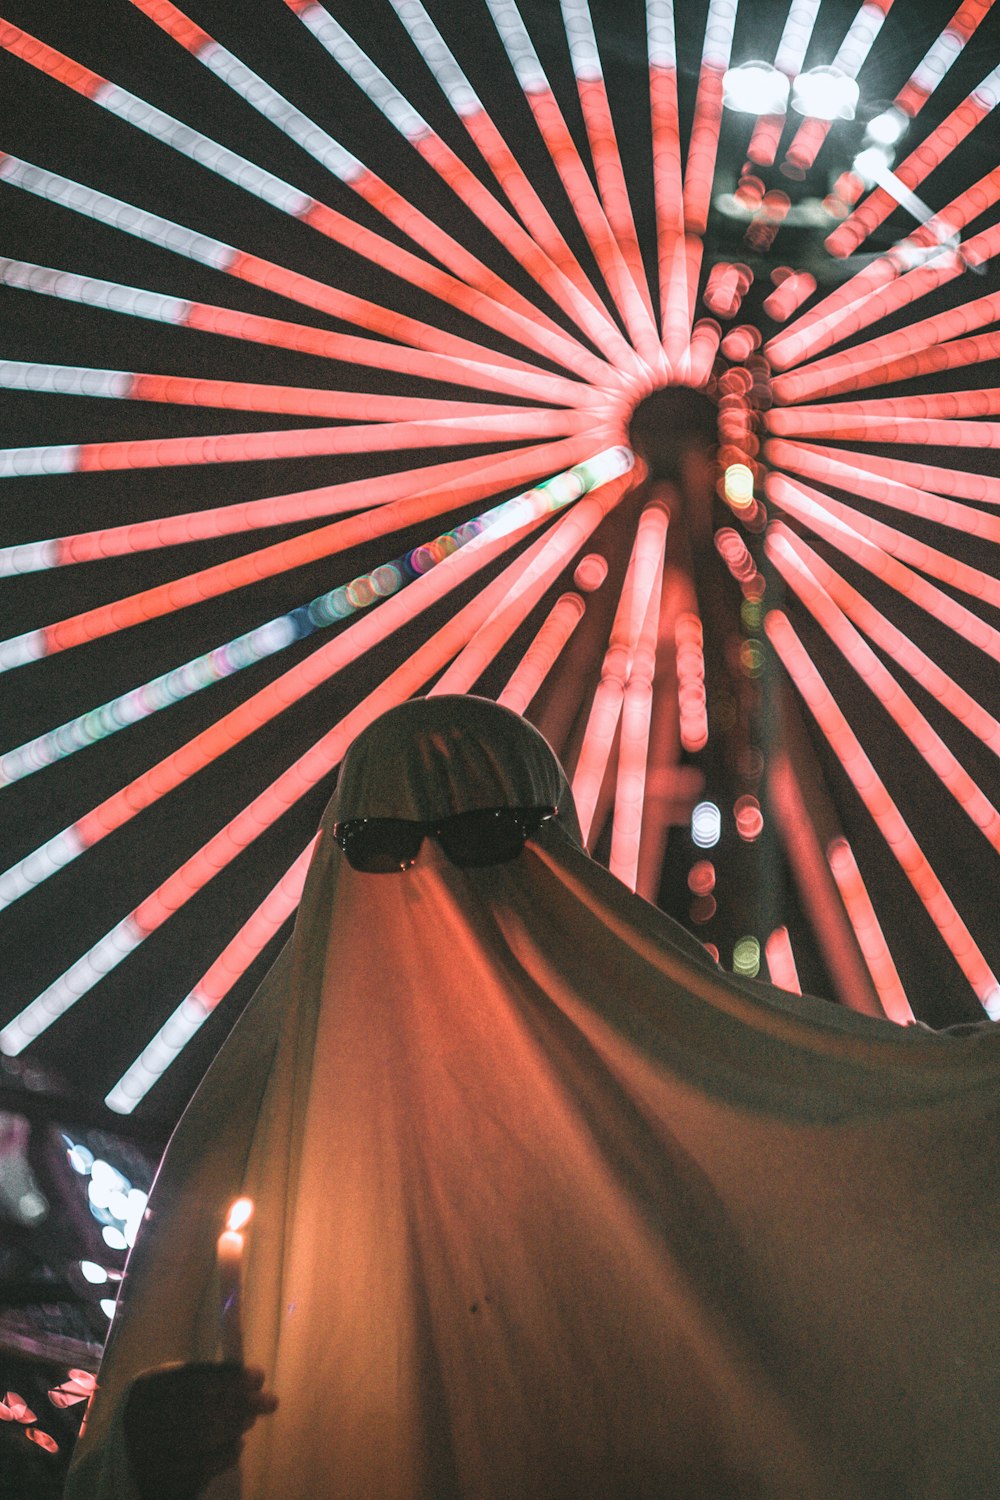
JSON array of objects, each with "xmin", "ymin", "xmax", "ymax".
[{"xmin": 217, "ymin": 1197, "xmax": 254, "ymax": 1364}]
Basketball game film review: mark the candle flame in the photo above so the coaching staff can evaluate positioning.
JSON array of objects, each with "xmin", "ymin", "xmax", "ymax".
[{"xmin": 226, "ymin": 1197, "xmax": 254, "ymax": 1233}]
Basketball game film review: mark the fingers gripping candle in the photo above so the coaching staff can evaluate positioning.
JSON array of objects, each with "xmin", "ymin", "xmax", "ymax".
[{"xmin": 217, "ymin": 1197, "xmax": 254, "ymax": 1364}]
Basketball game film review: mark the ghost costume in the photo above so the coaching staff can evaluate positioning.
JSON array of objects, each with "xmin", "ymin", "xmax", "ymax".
[{"xmin": 66, "ymin": 695, "xmax": 1000, "ymax": 1499}]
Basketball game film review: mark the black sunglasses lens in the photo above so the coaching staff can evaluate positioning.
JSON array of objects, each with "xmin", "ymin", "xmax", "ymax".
[
  {"xmin": 340, "ymin": 820, "xmax": 424, "ymax": 872},
  {"xmin": 437, "ymin": 810, "xmax": 530, "ymax": 868}
]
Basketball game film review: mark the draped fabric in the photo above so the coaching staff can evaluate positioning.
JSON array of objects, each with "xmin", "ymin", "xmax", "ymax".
[{"xmin": 67, "ymin": 696, "xmax": 1000, "ymax": 1499}]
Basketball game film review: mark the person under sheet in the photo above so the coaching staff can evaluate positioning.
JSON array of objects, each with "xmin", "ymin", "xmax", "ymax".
[{"xmin": 66, "ymin": 695, "xmax": 1000, "ymax": 1500}]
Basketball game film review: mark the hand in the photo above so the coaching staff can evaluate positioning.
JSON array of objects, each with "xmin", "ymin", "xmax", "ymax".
[{"xmin": 123, "ymin": 1362, "xmax": 278, "ymax": 1499}]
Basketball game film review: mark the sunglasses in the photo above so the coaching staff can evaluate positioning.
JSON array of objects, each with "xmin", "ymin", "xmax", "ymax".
[{"xmin": 331, "ymin": 806, "xmax": 557, "ymax": 873}]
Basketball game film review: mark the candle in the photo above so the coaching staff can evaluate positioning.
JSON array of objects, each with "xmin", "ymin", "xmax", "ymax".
[{"xmin": 217, "ymin": 1197, "xmax": 254, "ymax": 1364}]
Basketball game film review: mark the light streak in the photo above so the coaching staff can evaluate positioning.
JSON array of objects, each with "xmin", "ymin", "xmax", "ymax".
[
  {"xmin": 387, "ymin": 0, "xmax": 616, "ymax": 329},
  {"xmin": 0, "ymin": 20, "xmax": 602, "ymax": 380},
  {"xmin": 765, "ymin": 524, "xmax": 1000, "ymax": 757},
  {"xmin": 0, "ymin": 451, "xmax": 630, "ymax": 908},
  {"xmin": 767, "ymin": 407, "xmax": 1000, "ymax": 450},
  {"xmin": 765, "ymin": 473, "xmax": 1000, "ymax": 645},
  {"xmin": 431, "ymin": 467, "xmax": 636, "ymax": 693},
  {"xmin": 573, "ymin": 503, "xmax": 670, "ymax": 845},
  {"xmin": 497, "ymin": 594, "xmax": 586, "ymax": 714},
  {"xmin": 893, "ymin": 0, "xmax": 995, "ymax": 118},
  {"xmin": 675, "ymin": 613, "xmax": 708, "ymax": 752},
  {"xmin": 777, "ymin": 442, "xmax": 1000, "ymax": 507},
  {"xmin": 0, "ymin": 407, "xmax": 598, "ymax": 480},
  {"xmin": 285, "ymin": 0, "xmax": 645, "ymax": 376},
  {"xmin": 765, "ymin": 611, "xmax": 1000, "ymax": 1015},
  {"xmin": 684, "ymin": 0, "xmax": 739, "ymax": 235},
  {"xmin": 765, "ymin": 438, "xmax": 1000, "ymax": 544},
  {"xmin": 647, "ymin": 0, "xmax": 683, "ymax": 346},
  {"xmin": 105, "ymin": 841, "xmax": 317, "ymax": 1111},
  {"xmin": 827, "ymin": 838, "xmax": 914, "ymax": 1023},
  {"xmin": 746, "ymin": 0, "xmax": 822, "ymax": 166},
  {"xmin": 827, "ymin": 57, "xmax": 1000, "ymax": 255},
  {"xmin": 784, "ymin": 0, "xmax": 895, "ymax": 173},
  {"xmin": 0, "ymin": 445, "xmax": 579, "ymax": 578},
  {"xmin": 610, "ymin": 532, "xmax": 668, "ymax": 890},
  {"xmin": 0, "ymin": 155, "xmax": 595, "ymax": 387},
  {"xmin": 560, "ymin": 0, "xmax": 660, "ymax": 340},
  {"xmin": 0, "ymin": 433, "xmax": 603, "ymax": 669},
  {"xmin": 475, "ymin": 0, "xmax": 659, "ymax": 370},
  {"xmin": 125, "ymin": 0, "xmax": 628, "ymax": 385},
  {"xmin": 0, "ymin": 256, "xmax": 605, "ymax": 410},
  {"xmin": 764, "ymin": 926, "xmax": 802, "ymax": 994},
  {"xmin": 767, "ymin": 530, "xmax": 1000, "ymax": 854}
]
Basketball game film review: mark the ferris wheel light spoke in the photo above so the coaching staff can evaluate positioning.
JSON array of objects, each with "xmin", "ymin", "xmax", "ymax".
[
  {"xmin": 0, "ymin": 408, "xmax": 600, "ymax": 483},
  {"xmin": 1, "ymin": 449, "xmax": 629, "ymax": 907},
  {"xmin": 765, "ymin": 610, "xmax": 1000, "ymax": 1015},
  {"xmin": 497, "ymin": 593, "xmax": 586, "ymax": 713},
  {"xmin": 783, "ymin": 0, "xmax": 894, "ymax": 174},
  {"xmin": 763, "ymin": 926, "xmax": 802, "ymax": 994},
  {"xmin": 0, "ymin": 358, "xmax": 565, "ymax": 426},
  {"xmin": 387, "ymin": 0, "xmax": 610, "ymax": 322},
  {"xmin": 433, "ymin": 466, "xmax": 636, "ymax": 694},
  {"xmin": 573, "ymin": 501, "xmax": 670, "ymax": 845},
  {"xmin": 281, "ymin": 0, "xmax": 644, "ymax": 377},
  {"xmin": 0, "ymin": 156, "xmax": 585, "ymax": 384},
  {"xmin": 765, "ymin": 474, "xmax": 1000, "ymax": 660},
  {"xmin": 0, "ymin": 259, "xmax": 605, "ymax": 408},
  {"xmin": 0, "ymin": 432, "xmax": 598, "ymax": 666},
  {"xmin": 768, "ymin": 530, "xmax": 1000, "ymax": 855},
  {"xmin": 765, "ymin": 437, "xmax": 1000, "ymax": 544},
  {"xmin": 683, "ymin": 0, "xmax": 738, "ymax": 236},
  {"xmin": 766, "ymin": 523, "xmax": 1000, "ymax": 756},
  {"xmin": 827, "ymin": 58, "xmax": 1000, "ymax": 256},
  {"xmin": 560, "ymin": 0, "xmax": 658, "ymax": 333},
  {"xmin": 104, "ymin": 838, "xmax": 318, "ymax": 1112},
  {"xmin": 3, "ymin": 445, "xmax": 585, "ymax": 577},
  {"xmin": 767, "ymin": 214, "xmax": 1000, "ymax": 378},
  {"xmin": 745, "ymin": 0, "xmax": 822, "ymax": 167},
  {"xmin": 826, "ymin": 838, "xmax": 914, "ymax": 1023},
  {"xmin": 646, "ymin": 0, "xmax": 683, "ymax": 343},
  {"xmin": 893, "ymin": 0, "xmax": 994, "ymax": 118},
  {"xmin": 767, "ymin": 408, "xmax": 1000, "ymax": 451},
  {"xmin": 126, "ymin": 0, "xmax": 623, "ymax": 379},
  {"xmin": 785, "ymin": 441, "xmax": 1000, "ymax": 507},
  {"xmin": 609, "ymin": 547, "xmax": 666, "ymax": 891}
]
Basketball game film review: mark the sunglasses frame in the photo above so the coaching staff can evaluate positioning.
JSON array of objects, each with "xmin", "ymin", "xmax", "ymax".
[{"xmin": 331, "ymin": 805, "xmax": 557, "ymax": 872}]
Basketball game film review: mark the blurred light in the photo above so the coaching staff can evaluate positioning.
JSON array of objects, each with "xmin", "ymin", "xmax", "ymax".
[
  {"xmin": 865, "ymin": 105, "xmax": 907, "ymax": 145},
  {"xmin": 101, "ymin": 1225, "xmax": 128, "ymax": 1251},
  {"xmin": 692, "ymin": 801, "xmax": 722, "ymax": 848},
  {"xmin": 17, "ymin": 1190, "xmax": 47, "ymax": 1223},
  {"xmin": 99, "ymin": 1298, "xmax": 117, "ymax": 1319},
  {"xmin": 79, "ymin": 1261, "xmax": 109, "ymax": 1285},
  {"xmin": 735, "ymin": 794, "xmax": 764, "ymax": 841},
  {"xmin": 723, "ymin": 60, "xmax": 789, "ymax": 114},
  {"xmin": 853, "ymin": 144, "xmax": 894, "ymax": 185},
  {"xmin": 66, "ymin": 1143, "xmax": 93, "ymax": 1175},
  {"xmin": 733, "ymin": 935, "xmax": 761, "ymax": 976},
  {"xmin": 690, "ymin": 894, "xmax": 717, "ymax": 924},
  {"xmin": 740, "ymin": 639, "xmax": 765, "ymax": 677},
  {"xmin": 703, "ymin": 943, "xmax": 721, "ymax": 963},
  {"xmin": 573, "ymin": 553, "xmax": 608, "ymax": 592},
  {"xmin": 687, "ymin": 859, "xmax": 716, "ymax": 895},
  {"xmin": 791, "ymin": 66, "xmax": 859, "ymax": 120},
  {"xmin": 724, "ymin": 463, "xmax": 755, "ymax": 508}
]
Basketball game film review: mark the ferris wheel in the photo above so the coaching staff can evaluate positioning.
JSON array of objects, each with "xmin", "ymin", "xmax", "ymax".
[{"xmin": 1, "ymin": 0, "xmax": 998, "ymax": 1133}]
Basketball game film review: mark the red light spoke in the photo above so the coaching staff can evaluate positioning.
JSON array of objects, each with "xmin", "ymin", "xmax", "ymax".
[
  {"xmin": 783, "ymin": 0, "xmax": 895, "ymax": 175},
  {"xmin": 1, "ymin": 433, "xmax": 601, "ymax": 666},
  {"xmin": 784, "ymin": 443, "xmax": 1000, "ymax": 507},
  {"xmin": 767, "ymin": 530, "xmax": 1000, "ymax": 854},
  {"xmin": 765, "ymin": 611, "xmax": 1000, "ymax": 1016},
  {"xmin": 767, "ymin": 524, "xmax": 1000, "ymax": 755},
  {"xmin": 827, "ymin": 59, "xmax": 1000, "ymax": 257},
  {"xmin": 764, "ymin": 926, "xmax": 802, "ymax": 994},
  {"xmin": 765, "ymin": 474, "xmax": 1000, "ymax": 658},
  {"xmin": 827, "ymin": 839, "xmax": 914, "ymax": 1023},
  {"xmin": 768, "ymin": 407, "xmax": 1000, "ymax": 450},
  {"xmin": 683, "ymin": 0, "xmax": 738, "ymax": 236},
  {"xmin": 497, "ymin": 594, "xmax": 586, "ymax": 714}
]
